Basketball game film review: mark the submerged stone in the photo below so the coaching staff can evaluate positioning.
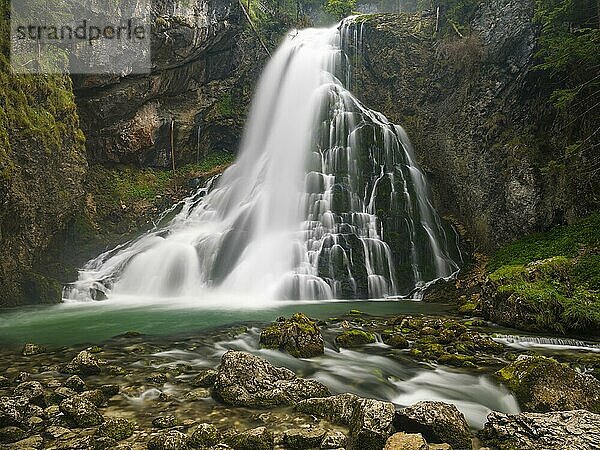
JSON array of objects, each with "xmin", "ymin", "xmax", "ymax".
[
  {"xmin": 21, "ymin": 343, "xmax": 45, "ymax": 357},
  {"xmin": 225, "ymin": 426, "xmax": 273, "ymax": 450},
  {"xmin": 259, "ymin": 313, "xmax": 324, "ymax": 358},
  {"xmin": 282, "ymin": 428, "xmax": 326, "ymax": 449}
]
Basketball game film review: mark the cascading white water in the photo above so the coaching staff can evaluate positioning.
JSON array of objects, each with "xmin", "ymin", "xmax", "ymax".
[{"xmin": 67, "ymin": 17, "xmax": 460, "ymax": 303}]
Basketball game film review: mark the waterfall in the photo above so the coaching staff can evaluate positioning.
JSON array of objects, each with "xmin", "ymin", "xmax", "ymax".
[{"xmin": 67, "ymin": 17, "xmax": 460, "ymax": 303}]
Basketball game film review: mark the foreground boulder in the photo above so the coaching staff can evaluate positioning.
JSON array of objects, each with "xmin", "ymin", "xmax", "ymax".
[
  {"xmin": 259, "ymin": 313, "xmax": 324, "ymax": 358},
  {"xmin": 0, "ymin": 396, "xmax": 43, "ymax": 428},
  {"xmin": 59, "ymin": 397, "xmax": 103, "ymax": 428},
  {"xmin": 295, "ymin": 394, "xmax": 395, "ymax": 449},
  {"xmin": 97, "ymin": 418, "xmax": 135, "ymax": 441},
  {"xmin": 226, "ymin": 426, "xmax": 273, "ymax": 450},
  {"xmin": 212, "ymin": 351, "xmax": 330, "ymax": 408},
  {"xmin": 496, "ymin": 355, "xmax": 600, "ymax": 413},
  {"xmin": 64, "ymin": 351, "xmax": 101, "ymax": 376},
  {"xmin": 384, "ymin": 432, "xmax": 428, "ymax": 450},
  {"xmin": 393, "ymin": 401, "xmax": 471, "ymax": 450},
  {"xmin": 147, "ymin": 430, "xmax": 189, "ymax": 450},
  {"xmin": 480, "ymin": 410, "xmax": 600, "ymax": 449}
]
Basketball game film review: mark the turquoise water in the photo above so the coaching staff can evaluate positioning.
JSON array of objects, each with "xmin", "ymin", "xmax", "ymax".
[{"xmin": 0, "ymin": 299, "xmax": 451, "ymax": 348}]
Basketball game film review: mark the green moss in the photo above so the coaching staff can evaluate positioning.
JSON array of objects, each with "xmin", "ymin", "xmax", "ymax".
[
  {"xmin": 335, "ymin": 329, "xmax": 376, "ymax": 348},
  {"xmin": 489, "ymin": 213, "xmax": 600, "ymax": 271}
]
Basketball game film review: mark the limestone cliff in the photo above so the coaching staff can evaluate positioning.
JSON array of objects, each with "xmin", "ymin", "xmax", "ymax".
[{"xmin": 351, "ymin": 1, "xmax": 599, "ymax": 251}]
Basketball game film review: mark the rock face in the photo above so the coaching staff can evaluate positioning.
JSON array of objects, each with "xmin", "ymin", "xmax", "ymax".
[
  {"xmin": 353, "ymin": 1, "xmax": 598, "ymax": 251},
  {"xmin": 480, "ymin": 410, "xmax": 600, "ymax": 450},
  {"xmin": 495, "ymin": 355, "xmax": 600, "ymax": 413},
  {"xmin": 73, "ymin": 0, "xmax": 267, "ymax": 168},
  {"xmin": 394, "ymin": 401, "xmax": 472, "ymax": 450},
  {"xmin": 259, "ymin": 313, "xmax": 325, "ymax": 358},
  {"xmin": 0, "ymin": 3, "xmax": 87, "ymax": 307},
  {"xmin": 212, "ymin": 351, "xmax": 330, "ymax": 408}
]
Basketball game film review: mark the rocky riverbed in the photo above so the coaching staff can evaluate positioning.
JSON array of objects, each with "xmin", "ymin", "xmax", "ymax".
[{"xmin": 1, "ymin": 310, "xmax": 600, "ymax": 449}]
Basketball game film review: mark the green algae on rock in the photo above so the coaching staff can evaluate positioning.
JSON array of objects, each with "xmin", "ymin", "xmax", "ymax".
[
  {"xmin": 335, "ymin": 329, "xmax": 376, "ymax": 348},
  {"xmin": 259, "ymin": 313, "xmax": 324, "ymax": 358}
]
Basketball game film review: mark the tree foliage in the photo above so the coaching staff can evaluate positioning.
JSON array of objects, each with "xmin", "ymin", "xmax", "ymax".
[{"xmin": 323, "ymin": 0, "xmax": 356, "ymax": 19}]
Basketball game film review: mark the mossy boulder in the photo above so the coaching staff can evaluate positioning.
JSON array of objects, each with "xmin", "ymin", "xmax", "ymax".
[
  {"xmin": 59, "ymin": 397, "xmax": 103, "ymax": 428},
  {"xmin": 147, "ymin": 430, "xmax": 189, "ymax": 450},
  {"xmin": 335, "ymin": 329, "xmax": 376, "ymax": 348},
  {"xmin": 383, "ymin": 333, "xmax": 409, "ymax": 349},
  {"xmin": 189, "ymin": 423, "xmax": 221, "ymax": 448},
  {"xmin": 496, "ymin": 355, "xmax": 600, "ymax": 413},
  {"xmin": 97, "ymin": 418, "xmax": 135, "ymax": 441},
  {"xmin": 259, "ymin": 313, "xmax": 324, "ymax": 358},
  {"xmin": 225, "ymin": 426, "xmax": 273, "ymax": 450}
]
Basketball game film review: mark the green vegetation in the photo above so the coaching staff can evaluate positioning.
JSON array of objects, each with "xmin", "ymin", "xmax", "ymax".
[
  {"xmin": 324, "ymin": 0, "xmax": 356, "ymax": 19},
  {"xmin": 488, "ymin": 214, "xmax": 600, "ymax": 335}
]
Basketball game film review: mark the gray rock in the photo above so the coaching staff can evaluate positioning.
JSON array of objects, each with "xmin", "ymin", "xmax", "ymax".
[
  {"xmin": 97, "ymin": 418, "xmax": 135, "ymax": 441},
  {"xmin": 189, "ymin": 423, "xmax": 221, "ymax": 448},
  {"xmin": 259, "ymin": 313, "xmax": 325, "ymax": 358},
  {"xmin": 4, "ymin": 434, "xmax": 43, "ymax": 449},
  {"xmin": 64, "ymin": 376, "xmax": 86, "ymax": 393},
  {"xmin": 59, "ymin": 397, "xmax": 104, "ymax": 428},
  {"xmin": 147, "ymin": 430, "xmax": 189, "ymax": 450},
  {"xmin": 282, "ymin": 428, "xmax": 326, "ymax": 449},
  {"xmin": 480, "ymin": 410, "xmax": 600, "ymax": 450},
  {"xmin": 348, "ymin": 398, "xmax": 396, "ymax": 450},
  {"xmin": 295, "ymin": 393, "xmax": 360, "ymax": 424},
  {"xmin": 64, "ymin": 351, "xmax": 101, "ymax": 376},
  {"xmin": 0, "ymin": 396, "xmax": 43, "ymax": 428},
  {"xmin": 213, "ymin": 351, "xmax": 330, "ymax": 408},
  {"xmin": 225, "ymin": 427, "xmax": 273, "ymax": 450},
  {"xmin": 192, "ymin": 369, "xmax": 218, "ymax": 388},
  {"xmin": 394, "ymin": 401, "xmax": 471, "ymax": 450},
  {"xmin": 320, "ymin": 431, "xmax": 347, "ymax": 449},
  {"xmin": 14, "ymin": 382, "xmax": 45, "ymax": 406},
  {"xmin": 384, "ymin": 432, "xmax": 428, "ymax": 450}
]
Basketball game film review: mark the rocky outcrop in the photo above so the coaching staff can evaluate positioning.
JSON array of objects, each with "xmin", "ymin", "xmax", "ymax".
[
  {"xmin": 480, "ymin": 410, "xmax": 600, "ymax": 450},
  {"xmin": 0, "ymin": 2, "xmax": 87, "ymax": 307},
  {"xmin": 73, "ymin": 0, "xmax": 268, "ymax": 168},
  {"xmin": 353, "ymin": 1, "xmax": 599, "ymax": 251},
  {"xmin": 212, "ymin": 351, "xmax": 330, "ymax": 407},
  {"xmin": 393, "ymin": 401, "xmax": 472, "ymax": 450},
  {"xmin": 495, "ymin": 355, "xmax": 600, "ymax": 413},
  {"xmin": 259, "ymin": 313, "xmax": 325, "ymax": 358}
]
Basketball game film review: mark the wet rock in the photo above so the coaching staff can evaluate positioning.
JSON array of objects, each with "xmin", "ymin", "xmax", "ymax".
[
  {"xmin": 59, "ymin": 397, "xmax": 104, "ymax": 428},
  {"xmin": 282, "ymin": 428, "xmax": 326, "ymax": 449},
  {"xmin": 0, "ymin": 396, "xmax": 43, "ymax": 428},
  {"xmin": 78, "ymin": 389, "xmax": 106, "ymax": 407},
  {"xmin": 14, "ymin": 381, "xmax": 45, "ymax": 406},
  {"xmin": 335, "ymin": 329, "xmax": 376, "ymax": 348},
  {"xmin": 349, "ymin": 398, "xmax": 395, "ymax": 450},
  {"xmin": 97, "ymin": 418, "xmax": 135, "ymax": 441},
  {"xmin": 320, "ymin": 430, "xmax": 347, "ymax": 449},
  {"xmin": 480, "ymin": 410, "xmax": 600, "ymax": 449},
  {"xmin": 152, "ymin": 415, "xmax": 179, "ymax": 429},
  {"xmin": 213, "ymin": 351, "xmax": 330, "ymax": 408},
  {"xmin": 44, "ymin": 425, "xmax": 75, "ymax": 440},
  {"xmin": 64, "ymin": 376, "xmax": 86, "ymax": 393},
  {"xmin": 185, "ymin": 388, "xmax": 210, "ymax": 401},
  {"xmin": 394, "ymin": 401, "xmax": 471, "ymax": 450},
  {"xmin": 192, "ymin": 369, "xmax": 218, "ymax": 388},
  {"xmin": 93, "ymin": 436, "xmax": 118, "ymax": 450},
  {"xmin": 496, "ymin": 355, "xmax": 600, "ymax": 413},
  {"xmin": 384, "ymin": 432, "xmax": 428, "ymax": 450},
  {"xmin": 295, "ymin": 393, "xmax": 360, "ymax": 424},
  {"xmin": 5, "ymin": 434, "xmax": 43, "ymax": 449},
  {"xmin": 21, "ymin": 343, "xmax": 45, "ymax": 357},
  {"xmin": 99, "ymin": 384, "xmax": 120, "ymax": 397},
  {"xmin": 259, "ymin": 313, "xmax": 325, "ymax": 358},
  {"xmin": 0, "ymin": 426, "xmax": 26, "ymax": 444},
  {"xmin": 0, "ymin": 376, "xmax": 10, "ymax": 387},
  {"xmin": 51, "ymin": 387, "xmax": 77, "ymax": 404},
  {"xmin": 64, "ymin": 351, "xmax": 101, "ymax": 376},
  {"xmin": 147, "ymin": 430, "xmax": 189, "ymax": 450},
  {"xmin": 189, "ymin": 423, "xmax": 221, "ymax": 448},
  {"xmin": 226, "ymin": 426, "xmax": 273, "ymax": 450},
  {"xmin": 382, "ymin": 334, "xmax": 409, "ymax": 349}
]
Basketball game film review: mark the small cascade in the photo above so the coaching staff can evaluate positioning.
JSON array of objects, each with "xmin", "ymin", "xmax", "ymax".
[{"xmin": 67, "ymin": 17, "xmax": 460, "ymax": 303}]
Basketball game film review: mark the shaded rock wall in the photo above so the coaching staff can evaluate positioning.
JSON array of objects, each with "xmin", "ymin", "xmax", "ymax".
[
  {"xmin": 74, "ymin": 0, "xmax": 267, "ymax": 168},
  {"xmin": 352, "ymin": 0, "xmax": 599, "ymax": 252}
]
